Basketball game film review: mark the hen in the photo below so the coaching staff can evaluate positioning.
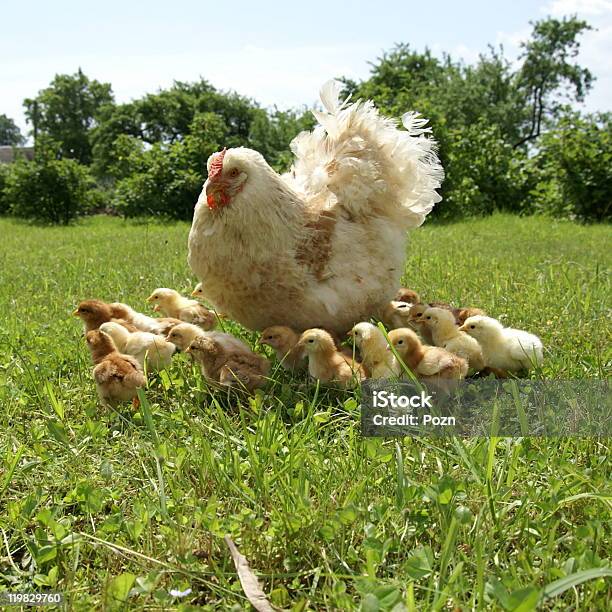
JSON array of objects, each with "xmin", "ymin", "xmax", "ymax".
[{"xmin": 188, "ymin": 81, "xmax": 443, "ymax": 333}]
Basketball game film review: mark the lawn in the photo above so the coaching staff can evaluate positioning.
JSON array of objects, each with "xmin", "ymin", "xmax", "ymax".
[{"xmin": 0, "ymin": 214, "xmax": 610, "ymax": 610}]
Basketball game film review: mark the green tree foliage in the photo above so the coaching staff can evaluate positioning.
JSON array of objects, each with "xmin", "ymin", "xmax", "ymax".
[
  {"xmin": 3, "ymin": 144, "xmax": 98, "ymax": 224},
  {"xmin": 515, "ymin": 17, "xmax": 593, "ymax": 147},
  {"xmin": 528, "ymin": 112, "xmax": 611, "ymax": 221},
  {"xmin": 349, "ymin": 16, "xmax": 604, "ymax": 220},
  {"xmin": 24, "ymin": 69, "xmax": 113, "ymax": 164},
  {"xmin": 0, "ymin": 114, "xmax": 25, "ymax": 146},
  {"xmin": 112, "ymin": 113, "xmax": 228, "ymax": 218},
  {"xmin": 0, "ymin": 164, "xmax": 10, "ymax": 214}
]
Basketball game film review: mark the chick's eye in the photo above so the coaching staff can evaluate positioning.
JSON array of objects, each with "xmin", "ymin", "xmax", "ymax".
[
  {"xmin": 470, "ymin": 325, "xmax": 475, "ymax": 329},
  {"xmin": 426, "ymin": 316, "xmax": 431, "ymax": 320},
  {"xmin": 308, "ymin": 339, "xmax": 314, "ymax": 343},
  {"xmin": 416, "ymin": 313, "xmax": 422, "ymax": 317},
  {"xmin": 398, "ymin": 340, "xmax": 404, "ymax": 345}
]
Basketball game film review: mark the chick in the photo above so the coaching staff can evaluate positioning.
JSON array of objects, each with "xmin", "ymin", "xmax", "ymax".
[
  {"xmin": 260, "ymin": 325, "xmax": 306, "ymax": 371},
  {"xmin": 73, "ymin": 300, "xmax": 138, "ymax": 333},
  {"xmin": 85, "ymin": 329, "xmax": 146, "ymax": 407},
  {"xmin": 382, "ymin": 300, "xmax": 416, "ymax": 331},
  {"xmin": 420, "ymin": 307, "xmax": 485, "ymax": 374},
  {"xmin": 459, "ymin": 315, "xmax": 543, "ymax": 374},
  {"xmin": 298, "ymin": 329, "xmax": 366, "ymax": 388},
  {"xmin": 186, "ymin": 335, "xmax": 270, "ymax": 392},
  {"xmin": 165, "ymin": 322, "xmax": 248, "ymax": 354},
  {"xmin": 456, "ymin": 307, "xmax": 486, "ymax": 327},
  {"xmin": 406, "ymin": 304, "xmax": 436, "ymax": 345},
  {"xmin": 395, "ymin": 288, "xmax": 421, "ymax": 304},
  {"xmin": 110, "ymin": 302, "xmax": 181, "ymax": 336},
  {"xmin": 147, "ymin": 288, "xmax": 217, "ymax": 330},
  {"xmin": 99, "ymin": 322, "xmax": 176, "ymax": 372},
  {"xmin": 348, "ymin": 322, "xmax": 400, "ymax": 379},
  {"xmin": 191, "ymin": 282, "xmax": 206, "ymax": 299},
  {"xmin": 388, "ymin": 328, "xmax": 468, "ymax": 383}
]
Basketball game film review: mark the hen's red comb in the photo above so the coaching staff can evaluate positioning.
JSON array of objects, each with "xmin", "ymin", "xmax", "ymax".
[{"xmin": 209, "ymin": 148, "xmax": 227, "ymax": 179}]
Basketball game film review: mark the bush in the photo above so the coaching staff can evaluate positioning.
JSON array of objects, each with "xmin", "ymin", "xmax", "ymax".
[
  {"xmin": 3, "ymin": 156, "xmax": 97, "ymax": 224},
  {"xmin": 0, "ymin": 164, "xmax": 9, "ymax": 215},
  {"xmin": 527, "ymin": 112, "xmax": 611, "ymax": 221},
  {"xmin": 113, "ymin": 113, "xmax": 227, "ymax": 219},
  {"xmin": 435, "ymin": 121, "xmax": 531, "ymax": 219}
]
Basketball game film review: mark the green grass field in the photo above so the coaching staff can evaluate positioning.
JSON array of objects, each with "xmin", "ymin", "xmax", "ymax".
[{"xmin": 0, "ymin": 214, "xmax": 610, "ymax": 610}]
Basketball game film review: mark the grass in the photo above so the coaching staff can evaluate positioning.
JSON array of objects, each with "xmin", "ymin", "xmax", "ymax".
[{"xmin": 0, "ymin": 213, "xmax": 610, "ymax": 610}]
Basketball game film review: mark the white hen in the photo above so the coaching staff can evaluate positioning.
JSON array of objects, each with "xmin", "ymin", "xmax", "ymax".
[
  {"xmin": 99, "ymin": 321, "xmax": 176, "ymax": 371},
  {"xmin": 188, "ymin": 80, "xmax": 443, "ymax": 333}
]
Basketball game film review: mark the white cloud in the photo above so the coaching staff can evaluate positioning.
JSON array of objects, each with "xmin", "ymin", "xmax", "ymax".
[{"xmin": 547, "ymin": 0, "xmax": 612, "ymax": 16}]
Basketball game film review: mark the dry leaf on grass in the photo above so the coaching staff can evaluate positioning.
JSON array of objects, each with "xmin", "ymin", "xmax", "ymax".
[{"xmin": 224, "ymin": 535, "xmax": 275, "ymax": 612}]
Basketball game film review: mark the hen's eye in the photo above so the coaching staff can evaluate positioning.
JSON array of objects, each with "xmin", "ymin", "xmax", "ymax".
[{"xmin": 229, "ymin": 168, "xmax": 240, "ymax": 178}]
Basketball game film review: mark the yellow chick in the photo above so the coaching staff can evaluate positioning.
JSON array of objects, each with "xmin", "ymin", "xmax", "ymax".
[
  {"xmin": 388, "ymin": 328, "xmax": 468, "ymax": 383},
  {"xmin": 99, "ymin": 322, "xmax": 176, "ymax": 372},
  {"xmin": 419, "ymin": 307, "xmax": 485, "ymax": 374},
  {"xmin": 459, "ymin": 315, "xmax": 544, "ymax": 374},
  {"xmin": 348, "ymin": 322, "xmax": 400, "ymax": 379},
  {"xmin": 146, "ymin": 288, "xmax": 217, "ymax": 330},
  {"xmin": 191, "ymin": 282, "xmax": 207, "ymax": 299},
  {"xmin": 260, "ymin": 325, "xmax": 305, "ymax": 371},
  {"xmin": 382, "ymin": 300, "xmax": 416, "ymax": 331},
  {"xmin": 85, "ymin": 329, "xmax": 146, "ymax": 408},
  {"xmin": 110, "ymin": 302, "xmax": 181, "ymax": 335},
  {"xmin": 297, "ymin": 329, "xmax": 366, "ymax": 388},
  {"xmin": 185, "ymin": 335, "xmax": 270, "ymax": 391}
]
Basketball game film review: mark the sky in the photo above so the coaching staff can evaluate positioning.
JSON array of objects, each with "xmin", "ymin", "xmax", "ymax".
[{"xmin": 1, "ymin": 0, "xmax": 611, "ymax": 137}]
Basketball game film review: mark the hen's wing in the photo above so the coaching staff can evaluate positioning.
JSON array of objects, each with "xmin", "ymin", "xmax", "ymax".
[{"xmin": 288, "ymin": 80, "xmax": 443, "ymax": 228}]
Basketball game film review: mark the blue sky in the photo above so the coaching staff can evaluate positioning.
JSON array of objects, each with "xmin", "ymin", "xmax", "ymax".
[{"xmin": 1, "ymin": 0, "xmax": 610, "ymax": 135}]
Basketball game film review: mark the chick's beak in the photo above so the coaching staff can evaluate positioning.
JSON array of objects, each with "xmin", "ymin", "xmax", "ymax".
[
  {"xmin": 153, "ymin": 304, "xmax": 160, "ymax": 312},
  {"xmin": 458, "ymin": 325, "xmax": 467, "ymax": 332},
  {"xmin": 72, "ymin": 309, "xmax": 80, "ymax": 316},
  {"xmin": 145, "ymin": 295, "xmax": 155, "ymax": 303}
]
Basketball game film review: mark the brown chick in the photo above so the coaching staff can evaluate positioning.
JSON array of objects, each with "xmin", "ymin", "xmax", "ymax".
[
  {"xmin": 388, "ymin": 328, "xmax": 468, "ymax": 385},
  {"xmin": 298, "ymin": 329, "xmax": 366, "ymax": 388},
  {"xmin": 260, "ymin": 325, "xmax": 306, "ymax": 371},
  {"xmin": 395, "ymin": 287, "xmax": 421, "ymax": 304},
  {"xmin": 73, "ymin": 300, "xmax": 139, "ymax": 333},
  {"xmin": 456, "ymin": 307, "xmax": 486, "ymax": 326},
  {"xmin": 85, "ymin": 330, "xmax": 146, "ymax": 407},
  {"xmin": 186, "ymin": 335, "xmax": 270, "ymax": 392}
]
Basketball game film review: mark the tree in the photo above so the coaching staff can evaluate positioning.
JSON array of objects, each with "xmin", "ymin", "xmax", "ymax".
[
  {"xmin": 24, "ymin": 69, "xmax": 114, "ymax": 164},
  {"xmin": 91, "ymin": 79, "xmax": 260, "ymax": 179},
  {"xmin": 0, "ymin": 114, "xmax": 25, "ymax": 146},
  {"xmin": 514, "ymin": 17, "xmax": 593, "ymax": 148}
]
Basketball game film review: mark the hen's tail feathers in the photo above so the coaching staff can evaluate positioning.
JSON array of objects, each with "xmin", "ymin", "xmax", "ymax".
[{"xmin": 291, "ymin": 79, "xmax": 444, "ymax": 228}]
